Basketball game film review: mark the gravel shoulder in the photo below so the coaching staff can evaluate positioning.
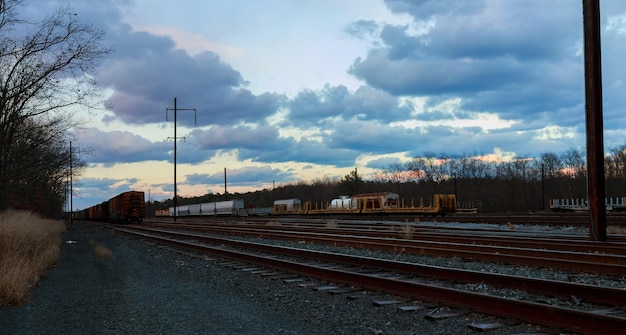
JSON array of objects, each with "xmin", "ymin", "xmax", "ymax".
[{"xmin": 1, "ymin": 222, "xmax": 547, "ymax": 335}]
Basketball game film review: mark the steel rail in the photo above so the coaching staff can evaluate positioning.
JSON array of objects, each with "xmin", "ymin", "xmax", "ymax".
[
  {"xmin": 115, "ymin": 227, "xmax": 626, "ymax": 335},
  {"xmin": 158, "ymin": 221, "xmax": 626, "ymax": 254},
  {"xmin": 116, "ymin": 226, "xmax": 626, "ymax": 306},
  {"xmin": 141, "ymin": 223, "xmax": 626, "ymax": 275},
  {"xmin": 246, "ymin": 212, "xmax": 626, "ymax": 225}
]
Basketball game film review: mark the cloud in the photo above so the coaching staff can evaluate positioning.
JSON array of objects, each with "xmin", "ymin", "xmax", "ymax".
[
  {"xmin": 75, "ymin": 128, "xmax": 170, "ymax": 165},
  {"xmin": 344, "ymin": 20, "xmax": 379, "ymax": 40},
  {"xmin": 72, "ymin": 176, "xmax": 141, "ymax": 210},
  {"xmin": 365, "ymin": 157, "xmax": 403, "ymax": 169},
  {"xmin": 348, "ymin": 0, "xmax": 593, "ymax": 127},
  {"xmin": 98, "ymin": 47, "xmax": 284, "ymax": 126},
  {"xmin": 19, "ymin": 0, "xmax": 626, "ymax": 204},
  {"xmin": 289, "ymin": 84, "xmax": 414, "ymax": 126},
  {"xmin": 185, "ymin": 166, "xmax": 296, "ymax": 187},
  {"xmin": 383, "ymin": 0, "xmax": 486, "ymax": 20},
  {"xmin": 88, "ymin": 8, "xmax": 286, "ymax": 127},
  {"xmin": 190, "ymin": 125, "xmax": 279, "ymax": 151}
]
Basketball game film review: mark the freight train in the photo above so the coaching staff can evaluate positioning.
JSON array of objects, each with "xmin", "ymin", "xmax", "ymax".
[
  {"xmin": 75, "ymin": 191, "xmax": 145, "ymax": 223},
  {"xmin": 165, "ymin": 193, "xmax": 457, "ymax": 217}
]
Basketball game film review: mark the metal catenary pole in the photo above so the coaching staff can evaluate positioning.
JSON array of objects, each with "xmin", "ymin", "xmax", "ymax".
[{"xmin": 166, "ymin": 97, "xmax": 196, "ymax": 222}]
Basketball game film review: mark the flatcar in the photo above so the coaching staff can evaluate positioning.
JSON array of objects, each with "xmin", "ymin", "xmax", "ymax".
[{"xmin": 272, "ymin": 193, "xmax": 456, "ymax": 216}]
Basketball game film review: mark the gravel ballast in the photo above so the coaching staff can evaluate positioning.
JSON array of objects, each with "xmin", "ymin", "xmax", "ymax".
[{"xmin": 1, "ymin": 222, "xmax": 559, "ymax": 334}]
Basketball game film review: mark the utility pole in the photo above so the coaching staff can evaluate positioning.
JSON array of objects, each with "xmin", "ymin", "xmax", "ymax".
[
  {"xmin": 541, "ymin": 164, "xmax": 546, "ymax": 211},
  {"xmin": 224, "ymin": 167, "xmax": 227, "ymax": 201},
  {"xmin": 68, "ymin": 141, "xmax": 86, "ymax": 225},
  {"xmin": 69, "ymin": 141, "xmax": 73, "ymax": 225},
  {"xmin": 582, "ymin": 0, "xmax": 606, "ymax": 241},
  {"xmin": 166, "ymin": 97, "xmax": 196, "ymax": 222}
]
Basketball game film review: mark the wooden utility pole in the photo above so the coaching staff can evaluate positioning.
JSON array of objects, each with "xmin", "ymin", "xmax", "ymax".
[
  {"xmin": 582, "ymin": 0, "xmax": 606, "ymax": 241},
  {"xmin": 166, "ymin": 97, "xmax": 196, "ymax": 222}
]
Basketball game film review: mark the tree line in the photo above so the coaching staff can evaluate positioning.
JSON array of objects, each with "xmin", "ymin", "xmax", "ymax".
[
  {"xmin": 151, "ymin": 145, "xmax": 626, "ymax": 214},
  {"xmin": 0, "ymin": 1, "xmax": 108, "ymax": 218}
]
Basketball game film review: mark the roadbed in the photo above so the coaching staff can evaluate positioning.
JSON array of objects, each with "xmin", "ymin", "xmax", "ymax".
[{"xmin": 1, "ymin": 222, "xmax": 543, "ymax": 334}]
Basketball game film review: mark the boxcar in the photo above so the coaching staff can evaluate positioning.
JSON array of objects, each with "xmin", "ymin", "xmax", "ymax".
[{"xmin": 108, "ymin": 191, "xmax": 145, "ymax": 223}]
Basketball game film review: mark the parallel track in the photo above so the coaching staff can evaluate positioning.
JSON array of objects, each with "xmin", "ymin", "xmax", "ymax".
[
  {"xmin": 107, "ymin": 224, "xmax": 626, "ymax": 335},
  {"xmin": 145, "ymin": 219, "xmax": 626, "ymax": 275}
]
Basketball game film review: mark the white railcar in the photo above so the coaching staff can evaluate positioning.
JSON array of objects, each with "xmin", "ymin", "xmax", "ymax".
[
  {"xmin": 330, "ymin": 196, "xmax": 355, "ymax": 209},
  {"xmin": 169, "ymin": 199, "xmax": 246, "ymax": 217},
  {"xmin": 169, "ymin": 205, "xmax": 190, "ymax": 216}
]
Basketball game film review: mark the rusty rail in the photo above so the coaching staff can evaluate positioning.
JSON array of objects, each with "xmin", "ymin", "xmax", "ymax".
[
  {"xmin": 114, "ymin": 226, "xmax": 626, "ymax": 335},
  {"xmin": 140, "ymin": 223, "xmax": 626, "ymax": 275}
]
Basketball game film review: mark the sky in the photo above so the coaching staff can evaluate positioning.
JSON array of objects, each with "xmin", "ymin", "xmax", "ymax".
[{"xmin": 20, "ymin": 0, "xmax": 626, "ymax": 210}]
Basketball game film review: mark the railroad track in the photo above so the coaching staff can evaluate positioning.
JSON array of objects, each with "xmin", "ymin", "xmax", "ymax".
[
  {"xmin": 105, "ymin": 223, "xmax": 626, "ymax": 334},
  {"xmin": 409, "ymin": 212, "xmax": 626, "ymax": 226},
  {"xmin": 145, "ymin": 219, "xmax": 626, "ymax": 275},
  {"xmin": 234, "ymin": 212, "xmax": 626, "ymax": 226}
]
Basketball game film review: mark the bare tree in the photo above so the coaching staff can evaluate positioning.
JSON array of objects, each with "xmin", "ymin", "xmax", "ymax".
[
  {"xmin": 408, "ymin": 152, "xmax": 446, "ymax": 183},
  {"xmin": 538, "ymin": 152, "xmax": 564, "ymax": 178},
  {"xmin": 458, "ymin": 155, "xmax": 496, "ymax": 179},
  {"xmin": 0, "ymin": 0, "xmax": 109, "ymax": 213},
  {"xmin": 561, "ymin": 147, "xmax": 587, "ymax": 179},
  {"xmin": 606, "ymin": 145, "xmax": 626, "ymax": 179}
]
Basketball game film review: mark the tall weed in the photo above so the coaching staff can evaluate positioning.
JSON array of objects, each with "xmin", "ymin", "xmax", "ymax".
[{"xmin": 0, "ymin": 210, "xmax": 66, "ymax": 305}]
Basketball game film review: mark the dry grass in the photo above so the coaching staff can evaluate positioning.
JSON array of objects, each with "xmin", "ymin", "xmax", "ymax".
[
  {"xmin": 399, "ymin": 224, "xmax": 414, "ymax": 240},
  {"xmin": 265, "ymin": 220, "xmax": 281, "ymax": 226},
  {"xmin": 608, "ymin": 226, "xmax": 626, "ymax": 234},
  {"xmin": 0, "ymin": 209, "xmax": 66, "ymax": 306},
  {"xmin": 390, "ymin": 224, "xmax": 414, "ymax": 240},
  {"xmin": 90, "ymin": 240, "xmax": 112, "ymax": 260}
]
